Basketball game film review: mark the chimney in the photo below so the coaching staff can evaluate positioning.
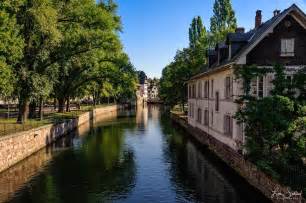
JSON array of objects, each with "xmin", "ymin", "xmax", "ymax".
[
  {"xmin": 235, "ymin": 27, "xmax": 245, "ymax": 33},
  {"xmin": 273, "ymin": 9, "xmax": 280, "ymax": 16},
  {"xmin": 255, "ymin": 10, "xmax": 262, "ymax": 29}
]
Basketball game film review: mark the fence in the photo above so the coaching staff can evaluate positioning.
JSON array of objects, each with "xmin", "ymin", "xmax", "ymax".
[{"xmin": 0, "ymin": 111, "xmax": 81, "ymax": 137}]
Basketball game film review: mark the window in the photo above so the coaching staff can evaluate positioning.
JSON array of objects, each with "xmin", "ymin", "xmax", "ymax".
[
  {"xmin": 224, "ymin": 115, "xmax": 233, "ymax": 137},
  {"xmin": 258, "ymin": 76, "xmax": 264, "ymax": 98},
  {"xmin": 192, "ymin": 85, "xmax": 196, "ymax": 98},
  {"xmin": 188, "ymin": 85, "xmax": 191, "ymax": 99},
  {"xmin": 198, "ymin": 82, "xmax": 202, "ymax": 98},
  {"xmin": 197, "ymin": 108, "xmax": 202, "ymax": 123},
  {"xmin": 204, "ymin": 81, "xmax": 209, "ymax": 98},
  {"xmin": 281, "ymin": 38, "xmax": 295, "ymax": 56},
  {"xmin": 204, "ymin": 109, "xmax": 209, "ymax": 126},
  {"xmin": 224, "ymin": 76, "xmax": 232, "ymax": 99},
  {"xmin": 210, "ymin": 111, "xmax": 214, "ymax": 126},
  {"xmin": 211, "ymin": 80, "xmax": 214, "ymax": 98},
  {"xmin": 189, "ymin": 103, "xmax": 194, "ymax": 118},
  {"xmin": 215, "ymin": 92, "xmax": 219, "ymax": 111},
  {"xmin": 251, "ymin": 76, "xmax": 264, "ymax": 98}
]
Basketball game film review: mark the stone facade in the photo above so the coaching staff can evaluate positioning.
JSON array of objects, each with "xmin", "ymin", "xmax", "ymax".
[{"xmin": 0, "ymin": 105, "xmax": 119, "ymax": 174}]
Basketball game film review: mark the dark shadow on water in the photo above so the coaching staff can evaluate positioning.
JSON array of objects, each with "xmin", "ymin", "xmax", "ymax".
[
  {"xmin": 1, "ymin": 106, "xmax": 271, "ymax": 203},
  {"xmin": 160, "ymin": 110, "xmax": 271, "ymax": 203}
]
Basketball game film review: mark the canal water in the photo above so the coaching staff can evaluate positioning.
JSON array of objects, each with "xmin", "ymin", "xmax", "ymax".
[{"xmin": 1, "ymin": 105, "xmax": 270, "ymax": 203}]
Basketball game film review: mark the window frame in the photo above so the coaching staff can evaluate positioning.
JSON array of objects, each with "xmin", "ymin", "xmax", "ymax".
[
  {"xmin": 281, "ymin": 38, "xmax": 295, "ymax": 57},
  {"xmin": 204, "ymin": 109, "xmax": 209, "ymax": 126},
  {"xmin": 215, "ymin": 91, "xmax": 220, "ymax": 112}
]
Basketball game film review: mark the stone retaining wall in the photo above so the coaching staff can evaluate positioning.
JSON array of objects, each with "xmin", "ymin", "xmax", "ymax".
[
  {"xmin": 0, "ymin": 105, "xmax": 119, "ymax": 174},
  {"xmin": 171, "ymin": 112, "xmax": 305, "ymax": 203}
]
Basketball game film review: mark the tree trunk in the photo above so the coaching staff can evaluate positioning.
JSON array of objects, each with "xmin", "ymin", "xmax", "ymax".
[
  {"xmin": 93, "ymin": 92, "xmax": 96, "ymax": 107},
  {"xmin": 58, "ymin": 98, "xmax": 65, "ymax": 113},
  {"xmin": 17, "ymin": 97, "xmax": 30, "ymax": 124},
  {"xmin": 29, "ymin": 101, "xmax": 37, "ymax": 119},
  {"xmin": 39, "ymin": 98, "xmax": 43, "ymax": 121},
  {"xmin": 66, "ymin": 97, "xmax": 70, "ymax": 112},
  {"xmin": 53, "ymin": 98, "xmax": 57, "ymax": 111},
  {"xmin": 6, "ymin": 97, "xmax": 10, "ymax": 119}
]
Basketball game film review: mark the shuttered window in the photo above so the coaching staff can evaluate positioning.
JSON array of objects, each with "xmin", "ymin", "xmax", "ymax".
[
  {"xmin": 204, "ymin": 81, "xmax": 209, "ymax": 98},
  {"xmin": 197, "ymin": 108, "xmax": 202, "ymax": 123},
  {"xmin": 211, "ymin": 80, "xmax": 214, "ymax": 98},
  {"xmin": 215, "ymin": 92, "xmax": 219, "ymax": 111},
  {"xmin": 224, "ymin": 76, "xmax": 233, "ymax": 99},
  {"xmin": 204, "ymin": 109, "xmax": 209, "ymax": 126},
  {"xmin": 224, "ymin": 115, "xmax": 233, "ymax": 137},
  {"xmin": 281, "ymin": 38, "xmax": 295, "ymax": 56}
]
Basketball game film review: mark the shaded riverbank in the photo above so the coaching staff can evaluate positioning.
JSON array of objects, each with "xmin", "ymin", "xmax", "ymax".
[{"xmin": 0, "ymin": 105, "xmax": 269, "ymax": 203}]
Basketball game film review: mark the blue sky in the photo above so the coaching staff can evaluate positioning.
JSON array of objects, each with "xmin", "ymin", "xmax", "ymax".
[{"xmin": 116, "ymin": 0, "xmax": 306, "ymax": 78}]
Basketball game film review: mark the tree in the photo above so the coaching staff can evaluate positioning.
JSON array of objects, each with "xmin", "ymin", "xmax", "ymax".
[
  {"xmin": 137, "ymin": 71, "xmax": 147, "ymax": 84},
  {"xmin": 235, "ymin": 64, "xmax": 306, "ymax": 187},
  {"xmin": 0, "ymin": 0, "xmax": 24, "ymax": 98},
  {"xmin": 52, "ymin": 0, "xmax": 124, "ymax": 112},
  {"xmin": 160, "ymin": 17, "xmax": 208, "ymax": 108},
  {"xmin": 14, "ymin": 0, "xmax": 61, "ymax": 123},
  {"xmin": 189, "ymin": 16, "xmax": 207, "ymax": 49},
  {"xmin": 210, "ymin": 0, "xmax": 237, "ymax": 44}
]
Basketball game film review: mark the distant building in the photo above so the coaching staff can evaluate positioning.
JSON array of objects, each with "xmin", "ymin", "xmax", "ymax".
[
  {"xmin": 147, "ymin": 78, "xmax": 161, "ymax": 103},
  {"xmin": 136, "ymin": 80, "xmax": 148, "ymax": 105},
  {"xmin": 188, "ymin": 4, "xmax": 306, "ymax": 151}
]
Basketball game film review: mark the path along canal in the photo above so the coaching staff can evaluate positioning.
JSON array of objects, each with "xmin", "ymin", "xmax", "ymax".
[{"xmin": 0, "ymin": 105, "xmax": 270, "ymax": 203}]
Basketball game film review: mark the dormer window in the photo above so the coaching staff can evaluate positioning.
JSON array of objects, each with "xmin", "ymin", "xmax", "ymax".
[{"xmin": 281, "ymin": 38, "xmax": 295, "ymax": 57}]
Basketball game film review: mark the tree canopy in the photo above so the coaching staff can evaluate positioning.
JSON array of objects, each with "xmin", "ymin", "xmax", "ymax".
[
  {"xmin": 210, "ymin": 0, "xmax": 237, "ymax": 44},
  {"xmin": 0, "ymin": 0, "xmax": 138, "ymax": 122}
]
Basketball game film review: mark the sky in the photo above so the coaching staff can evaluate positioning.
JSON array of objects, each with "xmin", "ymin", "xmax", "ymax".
[{"xmin": 116, "ymin": 0, "xmax": 306, "ymax": 78}]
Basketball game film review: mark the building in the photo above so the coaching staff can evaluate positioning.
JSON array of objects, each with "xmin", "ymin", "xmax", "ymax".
[
  {"xmin": 187, "ymin": 4, "xmax": 306, "ymax": 151},
  {"xmin": 147, "ymin": 78, "xmax": 160, "ymax": 103},
  {"xmin": 136, "ymin": 80, "xmax": 148, "ymax": 105}
]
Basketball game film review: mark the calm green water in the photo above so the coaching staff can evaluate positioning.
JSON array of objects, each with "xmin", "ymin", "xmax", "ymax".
[{"xmin": 3, "ymin": 105, "xmax": 270, "ymax": 203}]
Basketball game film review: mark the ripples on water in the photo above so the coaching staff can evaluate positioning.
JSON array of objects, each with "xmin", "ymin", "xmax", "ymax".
[{"xmin": 0, "ymin": 105, "xmax": 270, "ymax": 203}]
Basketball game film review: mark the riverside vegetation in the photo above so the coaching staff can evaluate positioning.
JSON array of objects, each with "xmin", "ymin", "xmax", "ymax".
[
  {"xmin": 160, "ymin": 0, "xmax": 306, "ymax": 198},
  {"xmin": 0, "ymin": 0, "xmax": 138, "ymax": 124}
]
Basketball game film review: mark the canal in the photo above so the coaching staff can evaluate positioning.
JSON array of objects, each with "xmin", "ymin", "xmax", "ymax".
[{"xmin": 0, "ymin": 105, "xmax": 270, "ymax": 203}]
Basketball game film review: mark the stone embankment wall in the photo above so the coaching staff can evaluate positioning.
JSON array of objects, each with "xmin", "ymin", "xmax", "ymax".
[
  {"xmin": 171, "ymin": 112, "xmax": 305, "ymax": 203},
  {"xmin": 0, "ymin": 105, "xmax": 119, "ymax": 174}
]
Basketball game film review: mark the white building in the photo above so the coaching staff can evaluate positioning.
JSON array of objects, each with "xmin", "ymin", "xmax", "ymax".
[{"xmin": 187, "ymin": 4, "xmax": 306, "ymax": 151}]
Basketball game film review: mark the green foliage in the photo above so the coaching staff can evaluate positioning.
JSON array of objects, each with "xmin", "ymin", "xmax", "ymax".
[
  {"xmin": 235, "ymin": 64, "xmax": 306, "ymax": 192},
  {"xmin": 0, "ymin": 0, "xmax": 24, "ymax": 97},
  {"xmin": 160, "ymin": 16, "xmax": 208, "ymax": 107},
  {"xmin": 0, "ymin": 0, "xmax": 137, "ymax": 121},
  {"xmin": 189, "ymin": 16, "xmax": 207, "ymax": 50},
  {"xmin": 210, "ymin": 0, "xmax": 237, "ymax": 44},
  {"xmin": 137, "ymin": 71, "xmax": 147, "ymax": 84}
]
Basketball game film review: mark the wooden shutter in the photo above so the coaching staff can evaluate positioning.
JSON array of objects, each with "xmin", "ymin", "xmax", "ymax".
[{"xmin": 230, "ymin": 77, "xmax": 234, "ymax": 97}]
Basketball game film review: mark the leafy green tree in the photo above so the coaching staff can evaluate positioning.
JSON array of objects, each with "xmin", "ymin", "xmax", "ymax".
[
  {"xmin": 137, "ymin": 71, "xmax": 147, "ymax": 84},
  {"xmin": 210, "ymin": 0, "xmax": 237, "ymax": 44},
  {"xmin": 189, "ymin": 16, "xmax": 207, "ymax": 49},
  {"xmin": 0, "ymin": 0, "xmax": 24, "ymax": 98},
  {"xmin": 235, "ymin": 64, "xmax": 306, "ymax": 192},
  {"xmin": 14, "ymin": 0, "xmax": 61, "ymax": 123},
  {"xmin": 160, "ymin": 17, "xmax": 209, "ymax": 108},
  {"xmin": 52, "ymin": 0, "xmax": 123, "ymax": 112}
]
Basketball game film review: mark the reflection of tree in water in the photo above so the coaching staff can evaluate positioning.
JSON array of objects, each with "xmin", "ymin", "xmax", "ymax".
[
  {"xmin": 159, "ymin": 112, "xmax": 270, "ymax": 203},
  {"xmin": 8, "ymin": 121, "xmax": 137, "ymax": 203}
]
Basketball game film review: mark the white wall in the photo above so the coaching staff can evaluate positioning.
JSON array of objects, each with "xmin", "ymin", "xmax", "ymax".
[{"xmin": 188, "ymin": 67, "xmax": 243, "ymax": 151}]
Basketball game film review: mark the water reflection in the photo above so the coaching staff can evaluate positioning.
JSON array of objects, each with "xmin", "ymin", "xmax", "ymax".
[
  {"xmin": 0, "ymin": 105, "xmax": 269, "ymax": 203},
  {"xmin": 160, "ymin": 110, "xmax": 270, "ymax": 203}
]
